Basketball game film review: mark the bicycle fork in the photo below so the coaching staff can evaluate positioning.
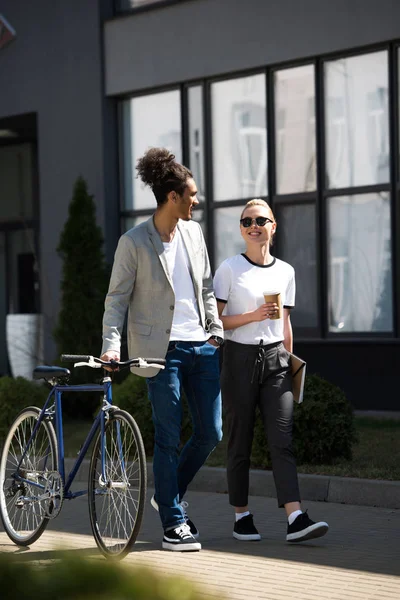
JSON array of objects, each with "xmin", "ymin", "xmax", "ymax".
[{"xmin": 97, "ymin": 380, "xmax": 130, "ymax": 493}]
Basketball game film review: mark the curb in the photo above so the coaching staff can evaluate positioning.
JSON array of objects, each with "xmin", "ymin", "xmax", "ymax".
[
  {"xmin": 185, "ymin": 467, "xmax": 400, "ymax": 510},
  {"xmin": 65, "ymin": 459, "xmax": 400, "ymax": 510}
]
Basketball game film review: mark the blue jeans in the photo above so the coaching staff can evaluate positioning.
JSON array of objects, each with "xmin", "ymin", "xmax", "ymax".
[{"xmin": 146, "ymin": 340, "xmax": 222, "ymax": 531}]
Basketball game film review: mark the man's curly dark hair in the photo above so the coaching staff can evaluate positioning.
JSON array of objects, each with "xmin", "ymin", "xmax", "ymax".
[{"xmin": 136, "ymin": 147, "xmax": 193, "ymax": 206}]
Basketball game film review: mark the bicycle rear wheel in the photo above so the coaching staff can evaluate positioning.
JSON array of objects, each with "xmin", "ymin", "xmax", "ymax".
[
  {"xmin": 0, "ymin": 406, "xmax": 57, "ymax": 545},
  {"xmin": 88, "ymin": 409, "xmax": 146, "ymax": 559}
]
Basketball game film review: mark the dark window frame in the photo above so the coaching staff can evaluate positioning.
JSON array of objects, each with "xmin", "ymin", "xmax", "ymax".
[{"xmin": 116, "ymin": 40, "xmax": 400, "ymax": 341}]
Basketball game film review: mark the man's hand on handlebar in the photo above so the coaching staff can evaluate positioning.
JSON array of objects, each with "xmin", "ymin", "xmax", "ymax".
[{"xmin": 100, "ymin": 351, "xmax": 120, "ymax": 372}]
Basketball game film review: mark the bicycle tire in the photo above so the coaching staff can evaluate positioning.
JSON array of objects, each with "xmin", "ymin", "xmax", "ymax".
[
  {"xmin": 88, "ymin": 409, "xmax": 147, "ymax": 559},
  {"xmin": 0, "ymin": 406, "xmax": 58, "ymax": 546}
]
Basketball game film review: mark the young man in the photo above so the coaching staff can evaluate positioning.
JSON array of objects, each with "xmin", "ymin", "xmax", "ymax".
[{"xmin": 101, "ymin": 147, "xmax": 223, "ymax": 552}]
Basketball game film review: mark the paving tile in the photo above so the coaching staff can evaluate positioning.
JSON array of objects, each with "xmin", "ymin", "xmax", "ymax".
[{"xmin": 0, "ymin": 485, "xmax": 399, "ymax": 599}]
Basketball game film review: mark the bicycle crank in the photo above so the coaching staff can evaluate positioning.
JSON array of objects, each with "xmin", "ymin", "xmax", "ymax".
[{"xmin": 43, "ymin": 471, "xmax": 64, "ymax": 519}]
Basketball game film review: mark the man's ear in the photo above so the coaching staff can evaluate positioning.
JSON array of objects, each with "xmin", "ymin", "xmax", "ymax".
[{"xmin": 167, "ymin": 190, "xmax": 177, "ymax": 203}]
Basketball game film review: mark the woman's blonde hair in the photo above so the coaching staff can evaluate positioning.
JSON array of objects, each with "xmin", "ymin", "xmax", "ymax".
[
  {"xmin": 240, "ymin": 199, "xmax": 276, "ymax": 245},
  {"xmin": 240, "ymin": 198, "xmax": 275, "ymax": 220}
]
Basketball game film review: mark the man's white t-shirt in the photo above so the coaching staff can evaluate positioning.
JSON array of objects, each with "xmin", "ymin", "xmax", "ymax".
[
  {"xmin": 163, "ymin": 229, "xmax": 208, "ymax": 342},
  {"xmin": 213, "ymin": 254, "xmax": 295, "ymax": 345}
]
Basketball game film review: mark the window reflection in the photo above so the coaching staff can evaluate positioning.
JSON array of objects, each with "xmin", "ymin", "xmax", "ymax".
[
  {"xmin": 275, "ymin": 65, "xmax": 316, "ymax": 194},
  {"xmin": 325, "ymin": 52, "xmax": 389, "ymax": 189},
  {"xmin": 188, "ymin": 86, "xmax": 206, "ymax": 202},
  {"xmin": 211, "ymin": 74, "xmax": 267, "ymax": 201},
  {"xmin": 328, "ymin": 193, "xmax": 393, "ymax": 332},
  {"xmin": 275, "ymin": 204, "xmax": 318, "ymax": 328},
  {"xmin": 123, "ymin": 210, "xmax": 205, "ymax": 237},
  {"xmin": 214, "ymin": 206, "xmax": 245, "ymax": 267},
  {"xmin": 117, "ymin": 0, "xmax": 165, "ymax": 9},
  {"xmin": 191, "ymin": 208, "xmax": 206, "ymax": 237},
  {"xmin": 398, "ymin": 48, "xmax": 400, "ymax": 177},
  {"xmin": 121, "ymin": 90, "xmax": 182, "ymax": 210},
  {"xmin": 0, "ymin": 144, "xmax": 34, "ymax": 220},
  {"xmin": 123, "ymin": 216, "xmax": 150, "ymax": 232}
]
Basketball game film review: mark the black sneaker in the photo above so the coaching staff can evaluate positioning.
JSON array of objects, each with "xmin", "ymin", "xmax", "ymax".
[
  {"xmin": 162, "ymin": 523, "xmax": 201, "ymax": 552},
  {"xmin": 233, "ymin": 514, "xmax": 261, "ymax": 541},
  {"xmin": 286, "ymin": 511, "xmax": 329, "ymax": 542},
  {"xmin": 151, "ymin": 495, "xmax": 199, "ymax": 539}
]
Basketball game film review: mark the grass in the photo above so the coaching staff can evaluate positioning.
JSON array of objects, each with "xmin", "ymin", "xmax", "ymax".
[
  {"xmin": 295, "ymin": 417, "xmax": 400, "ymax": 481},
  {"xmin": 62, "ymin": 417, "xmax": 400, "ymax": 481},
  {"xmin": 206, "ymin": 416, "xmax": 400, "ymax": 481}
]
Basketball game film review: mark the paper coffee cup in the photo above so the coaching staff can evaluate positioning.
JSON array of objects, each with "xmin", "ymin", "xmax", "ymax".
[{"xmin": 263, "ymin": 291, "xmax": 282, "ymax": 320}]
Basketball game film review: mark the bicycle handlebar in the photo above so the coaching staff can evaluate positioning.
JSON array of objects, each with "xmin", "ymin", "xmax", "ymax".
[{"xmin": 61, "ymin": 354, "xmax": 166, "ymax": 370}]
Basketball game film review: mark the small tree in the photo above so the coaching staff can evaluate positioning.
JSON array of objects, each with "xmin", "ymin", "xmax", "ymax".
[{"xmin": 54, "ymin": 177, "xmax": 109, "ymax": 417}]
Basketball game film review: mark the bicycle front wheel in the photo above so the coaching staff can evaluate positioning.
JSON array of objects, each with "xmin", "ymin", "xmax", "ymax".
[
  {"xmin": 88, "ymin": 409, "xmax": 147, "ymax": 559},
  {"xmin": 0, "ymin": 406, "xmax": 57, "ymax": 546}
]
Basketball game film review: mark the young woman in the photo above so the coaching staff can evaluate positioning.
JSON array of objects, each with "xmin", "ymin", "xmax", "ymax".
[{"xmin": 214, "ymin": 199, "xmax": 329, "ymax": 543}]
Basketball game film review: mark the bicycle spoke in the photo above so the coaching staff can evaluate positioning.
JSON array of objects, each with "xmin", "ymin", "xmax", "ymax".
[
  {"xmin": 0, "ymin": 408, "xmax": 57, "ymax": 545},
  {"xmin": 88, "ymin": 410, "xmax": 146, "ymax": 558}
]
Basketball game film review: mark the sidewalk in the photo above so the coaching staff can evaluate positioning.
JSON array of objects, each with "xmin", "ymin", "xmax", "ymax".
[
  {"xmin": 64, "ymin": 459, "xmax": 400, "ymax": 509},
  {"xmin": 1, "ymin": 485, "xmax": 399, "ymax": 599}
]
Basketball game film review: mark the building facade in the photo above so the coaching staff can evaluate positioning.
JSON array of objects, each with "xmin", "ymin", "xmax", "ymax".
[{"xmin": 0, "ymin": 0, "xmax": 399, "ymax": 409}]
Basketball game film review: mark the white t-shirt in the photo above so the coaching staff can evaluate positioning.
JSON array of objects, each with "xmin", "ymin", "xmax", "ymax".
[
  {"xmin": 213, "ymin": 254, "xmax": 295, "ymax": 345},
  {"xmin": 163, "ymin": 229, "xmax": 208, "ymax": 342}
]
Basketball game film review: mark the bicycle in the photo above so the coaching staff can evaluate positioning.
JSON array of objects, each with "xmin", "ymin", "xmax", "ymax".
[{"xmin": 0, "ymin": 353, "xmax": 165, "ymax": 559}]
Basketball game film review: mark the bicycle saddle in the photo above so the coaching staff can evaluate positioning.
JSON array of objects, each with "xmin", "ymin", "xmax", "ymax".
[{"xmin": 32, "ymin": 366, "xmax": 71, "ymax": 380}]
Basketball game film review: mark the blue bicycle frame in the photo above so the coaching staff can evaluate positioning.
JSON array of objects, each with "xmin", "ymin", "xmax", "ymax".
[{"xmin": 15, "ymin": 377, "xmax": 114, "ymax": 501}]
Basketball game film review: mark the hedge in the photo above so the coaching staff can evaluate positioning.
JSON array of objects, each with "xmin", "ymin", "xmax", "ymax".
[
  {"xmin": 113, "ymin": 371, "xmax": 357, "ymax": 466},
  {"xmin": 0, "ymin": 377, "xmax": 48, "ymax": 443}
]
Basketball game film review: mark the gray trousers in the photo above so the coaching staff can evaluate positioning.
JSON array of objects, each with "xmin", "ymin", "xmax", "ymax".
[{"xmin": 221, "ymin": 340, "xmax": 300, "ymax": 508}]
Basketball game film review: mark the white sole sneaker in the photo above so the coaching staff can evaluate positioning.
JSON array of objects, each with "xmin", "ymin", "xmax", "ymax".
[
  {"xmin": 286, "ymin": 521, "xmax": 329, "ymax": 542},
  {"xmin": 151, "ymin": 495, "xmax": 200, "ymax": 539},
  {"xmin": 162, "ymin": 539, "xmax": 201, "ymax": 552},
  {"xmin": 233, "ymin": 531, "xmax": 261, "ymax": 541}
]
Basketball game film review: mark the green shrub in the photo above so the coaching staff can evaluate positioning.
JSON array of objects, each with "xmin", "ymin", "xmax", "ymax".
[
  {"xmin": 112, "ymin": 372, "xmax": 356, "ymax": 468},
  {"xmin": 53, "ymin": 176, "xmax": 110, "ymax": 419},
  {"xmin": 0, "ymin": 553, "xmax": 212, "ymax": 600},
  {"xmin": 251, "ymin": 373, "xmax": 357, "ymax": 468},
  {"xmin": 112, "ymin": 374, "xmax": 192, "ymax": 455},
  {"xmin": 0, "ymin": 377, "xmax": 48, "ymax": 442}
]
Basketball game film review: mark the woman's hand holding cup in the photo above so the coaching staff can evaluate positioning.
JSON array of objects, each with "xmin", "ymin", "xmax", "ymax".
[
  {"xmin": 263, "ymin": 292, "xmax": 282, "ymax": 320},
  {"xmin": 252, "ymin": 302, "xmax": 279, "ymax": 322}
]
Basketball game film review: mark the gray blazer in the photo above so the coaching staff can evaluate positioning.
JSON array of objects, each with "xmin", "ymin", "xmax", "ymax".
[{"xmin": 102, "ymin": 216, "xmax": 223, "ymax": 377}]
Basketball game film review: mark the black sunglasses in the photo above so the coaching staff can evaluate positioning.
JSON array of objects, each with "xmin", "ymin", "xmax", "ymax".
[{"xmin": 240, "ymin": 216, "xmax": 274, "ymax": 228}]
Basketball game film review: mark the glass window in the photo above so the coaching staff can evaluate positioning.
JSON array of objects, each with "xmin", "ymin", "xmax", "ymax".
[
  {"xmin": 121, "ymin": 90, "xmax": 182, "ymax": 211},
  {"xmin": 123, "ymin": 215, "xmax": 151, "ymax": 232},
  {"xmin": 328, "ymin": 192, "xmax": 393, "ymax": 332},
  {"xmin": 0, "ymin": 233, "xmax": 7, "ymax": 374},
  {"xmin": 9, "ymin": 229, "xmax": 38, "ymax": 314},
  {"xmin": 117, "ymin": 0, "xmax": 165, "ymax": 10},
  {"xmin": 0, "ymin": 144, "xmax": 34, "ymax": 220},
  {"xmin": 191, "ymin": 208, "xmax": 206, "ymax": 237},
  {"xmin": 211, "ymin": 74, "xmax": 267, "ymax": 201},
  {"xmin": 188, "ymin": 86, "xmax": 206, "ymax": 202},
  {"xmin": 325, "ymin": 51, "xmax": 389, "ymax": 189},
  {"xmin": 275, "ymin": 65, "xmax": 316, "ymax": 194},
  {"xmin": 398, "ymin": 47, "xmax": 400, "ymax": 178},
  {"xmin": 214, "ymin": 206, "xmax": 244, "ymax": 267},
  {"xmin": 123, "ymin": 209, "xmax": 205, "ymax": 237},
  {"xmin": 275, "ymin": 203, "xmax": 318, "ymax": 328}
]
